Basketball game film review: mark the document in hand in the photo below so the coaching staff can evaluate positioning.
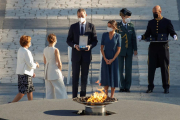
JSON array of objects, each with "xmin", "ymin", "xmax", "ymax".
[{"xmin": 79, "ymin": 36, "xmax": 88, "ymax": 50}]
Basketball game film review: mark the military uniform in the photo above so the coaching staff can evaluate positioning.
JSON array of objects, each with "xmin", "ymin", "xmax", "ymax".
[
  {"xmin": 116, "ymin": 21, "xmax": 137, "ymax": 90},
  {"xmin": 141, "ymin": 17, "xmax": 177, "ymax": 90}
]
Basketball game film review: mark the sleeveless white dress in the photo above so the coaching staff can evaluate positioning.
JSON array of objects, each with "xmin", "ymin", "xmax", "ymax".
[{"xmin": 43, "ymin": 46, "xmax": 68, "ymax": 99}]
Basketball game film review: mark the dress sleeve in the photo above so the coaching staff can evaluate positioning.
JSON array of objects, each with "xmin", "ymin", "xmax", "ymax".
[
  {"xmin": 101, "ymin": 33, "xmax": 105, "ymax": 45},
  {"xmin": 117, "ymin": 34, "xmax": 121, "ymax": 47}
]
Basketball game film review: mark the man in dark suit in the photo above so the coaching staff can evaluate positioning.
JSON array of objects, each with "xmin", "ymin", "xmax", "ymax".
[
  {"xmin": 137, "ymin": 5, "xmax": 177, "ymax": 94},
  {"xmin": 66, "ymin": 8, "xmax": 98, "ymax": 98}
]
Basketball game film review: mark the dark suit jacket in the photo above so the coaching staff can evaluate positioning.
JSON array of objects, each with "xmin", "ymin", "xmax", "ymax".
[
  {"xmin": 142, "ymin": 17, "xmax": 177, "ymax": 68},
  {"xmin": 142, "ymin": 17, "xmax": 177, "ymax": 47},
  {"xmin": 66, "ymin": 22, "xmax": 98, "ymax": 62}
]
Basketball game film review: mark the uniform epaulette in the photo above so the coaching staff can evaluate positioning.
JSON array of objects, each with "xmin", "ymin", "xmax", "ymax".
[{"xmin": 128, "ymin": 23, "xmax": 134, "ymax": 27}]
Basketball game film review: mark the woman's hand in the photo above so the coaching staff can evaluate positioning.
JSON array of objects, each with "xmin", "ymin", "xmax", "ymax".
[
  {"xmin": 108, "ymin": 59, "xmax": 114, "ymax": 65},
  {"xmin": 33, "ymin": 73, "xmax": 36, "ymax": 78},
  {"xmin": 104, "ymin": 58, "xmax": 110, "ymax": 65},
  {"xmin": 59, "ymin": 65, "xmax": 62, "ymax": 71},
  {"xmin": 36, "ymin": 62, "xmax": 39, "ymax": 68}
]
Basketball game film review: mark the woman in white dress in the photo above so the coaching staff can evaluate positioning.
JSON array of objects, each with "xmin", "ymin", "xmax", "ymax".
[{"xmin": 43, "ymin": 34, "xmax": 68, "ymax": 99}]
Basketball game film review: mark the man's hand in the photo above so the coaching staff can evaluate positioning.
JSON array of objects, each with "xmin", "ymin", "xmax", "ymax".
[
  {"xmin": 75, "ymin": 45, "xmax": 80, "ymax": 51},
  {"xmin": 173, "ymin": 35, "xmax": 178, "ymax": 41},
  {"xmin": 134, "ymin": 51, "xmax": 138, "ymax": 56},
  {"xmin": 137, "ymin": 35, "xmax": 142, "ymax": 41},
  {"xmin": 33, "ymin": 73, "xmax": 36, "ymax": 78},
  {"xmin": 85, "ymin": 45, "xmax": 91, "ymax": 51}
]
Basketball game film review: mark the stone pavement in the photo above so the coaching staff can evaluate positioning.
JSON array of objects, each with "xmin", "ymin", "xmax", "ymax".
[
  {"xmin": 0, "ymin": 0, "xmax": 180, "ymax": 106},
  {"xmin": 1, "ymin": 99, "xmax": 180, "ymax": 120},
  {"xmin": 5, "ymin": 0, "xmax": 179, "ymax": 20}
]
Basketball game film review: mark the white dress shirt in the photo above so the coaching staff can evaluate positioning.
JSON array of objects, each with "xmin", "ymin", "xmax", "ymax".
[
  {"xmin": 16, "ymin": 47, "xmax": 37, "ymax": 76},
  {"xmin": 122, "ymin": 21, "xmax": 128, "ymax": 28}
]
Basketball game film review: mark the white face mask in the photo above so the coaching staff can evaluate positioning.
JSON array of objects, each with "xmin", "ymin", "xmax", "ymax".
[
  {"xmin": 29, "ymin": 42, "xmax": 31, "ymax": 47},
  {"xmin": 107, "ymin": 27, "xmax": 113, "ymax": 32},
  {"xmin": 125, "ymin": 18, "xmax": 131, "ymax": 23},
  {"xmin": 78, "ymin": 17, "xmax": 86, "ymax": 23}
]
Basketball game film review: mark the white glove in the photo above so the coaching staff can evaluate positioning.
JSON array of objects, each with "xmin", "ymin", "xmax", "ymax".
[
  {"xmin": 173, "ymin": 35, "xmax": 178, "ymax": 41},
  {"xmin": 137, "ymin": 35, "xmax": 142, "ymax": 41}
]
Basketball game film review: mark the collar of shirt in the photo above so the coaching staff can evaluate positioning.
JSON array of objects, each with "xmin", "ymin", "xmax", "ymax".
[
  {"xmin": 79, "ymin": 21, "xmax": 86, "ymax": 33},
  {"xmin": 155, "ymin": 16, "xmax": 163, "ymax": 21},
  {"xmin": 122, "ymin": 21, "xmax": 127, "ymax": 26},
  {"xmin": 23, "ymin": 47, "xmax": 28, "ymax": 50},
  {"xmin": 79, "ymin": 21, "xmax": 86, "ymax": 25}
]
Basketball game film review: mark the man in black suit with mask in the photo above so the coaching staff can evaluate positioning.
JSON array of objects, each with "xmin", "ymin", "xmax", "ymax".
[
  {"xmin": 137, "ymin": 5, "xmax": 177, "ymax": 94},
  {"xmin": 67, "ymin": 8, "xmax": 98, "ymax": 98}
]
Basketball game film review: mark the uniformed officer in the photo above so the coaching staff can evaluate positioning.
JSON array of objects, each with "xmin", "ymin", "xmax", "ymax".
[
  {"xmin": 137, "ymin": 5, "xmax": 178, "ymax": 94},
  {"xmin": 116, "ymin": 8, "xmax": 137, "ymax": 92}
]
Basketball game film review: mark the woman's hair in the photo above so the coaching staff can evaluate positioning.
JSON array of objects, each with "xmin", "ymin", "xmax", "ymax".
[
  {"xmin": 108, "ymin": 20, "xmax": 118, "ymax": 30},
  {"xmin": 120, "ymin": 12, "xmax": 125, "ymax": 17},
  {"xmin": 47, "ymin": 34, "xmax": 57, "ymax": 44},
  {"xmin": 20, "ymin": 35, "xmax": 31, "ymax": 47}
]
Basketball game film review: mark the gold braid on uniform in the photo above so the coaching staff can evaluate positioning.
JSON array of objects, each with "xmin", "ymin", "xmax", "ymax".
[
  {"xmin": 142, "ymin": 35, "xmax": 145, "ymax": 40},
  {"xmin": 122, "ymin": 34, "xmax": 128, "ymax": 48}
]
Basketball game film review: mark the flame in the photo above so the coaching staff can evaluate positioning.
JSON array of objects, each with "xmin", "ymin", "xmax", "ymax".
[
  {"xmin": 87, "ymin": 80, "xmax": 107, "ymax": 103},
  {"xmin": 95, "ymin": 80, "xmax": 101, "ymax": 86}
]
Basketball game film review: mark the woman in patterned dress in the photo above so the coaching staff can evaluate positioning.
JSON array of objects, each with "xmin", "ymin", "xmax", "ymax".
[{"xmin": 10, "ymin": 35, "xmax": 39, "ymax": 103}]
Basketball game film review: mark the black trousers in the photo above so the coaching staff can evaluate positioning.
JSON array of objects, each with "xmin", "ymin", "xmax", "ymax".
[
  {"xmin": 148, "ymin": 45, "xmax": 170, "ymax": 90},
  {"xmin": 72, "ymin": 60, "xmax": 90, "ymax": 98}
]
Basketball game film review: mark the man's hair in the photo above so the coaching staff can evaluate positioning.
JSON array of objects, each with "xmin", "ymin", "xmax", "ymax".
[{"xmin": 77, "ymin": 8, "xmax": 86, "ymax": 14}]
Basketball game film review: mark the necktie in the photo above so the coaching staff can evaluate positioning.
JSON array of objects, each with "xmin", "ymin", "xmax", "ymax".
[
  {"xmin": 125, "ymin": 24, "xmax": 127, "ymax": 29},
  {"xmin": 81, "ymin": 24, "xmax": 84, "ymax": 35}
]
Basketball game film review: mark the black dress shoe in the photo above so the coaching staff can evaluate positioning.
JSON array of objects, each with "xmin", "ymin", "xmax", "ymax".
[
  {"xmin": 119, "ymin": 89, "xmax": 125, "ymax": 92},
  {"xmin": 146, "ymin": 89, "xmax": 153, "ymax": 93},
  {"xmin": 164, "ymin": 89, "xmax": 169, "ymax": 94},
  {"xmin": 125, "ymin": 89, "xmax": 130, "ymax": 92}
]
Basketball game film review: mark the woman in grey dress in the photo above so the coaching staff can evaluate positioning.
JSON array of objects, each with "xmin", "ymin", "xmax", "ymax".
[{"xmin": 100, "ymin": 20, "xmax": 121, "ymax": 98}]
